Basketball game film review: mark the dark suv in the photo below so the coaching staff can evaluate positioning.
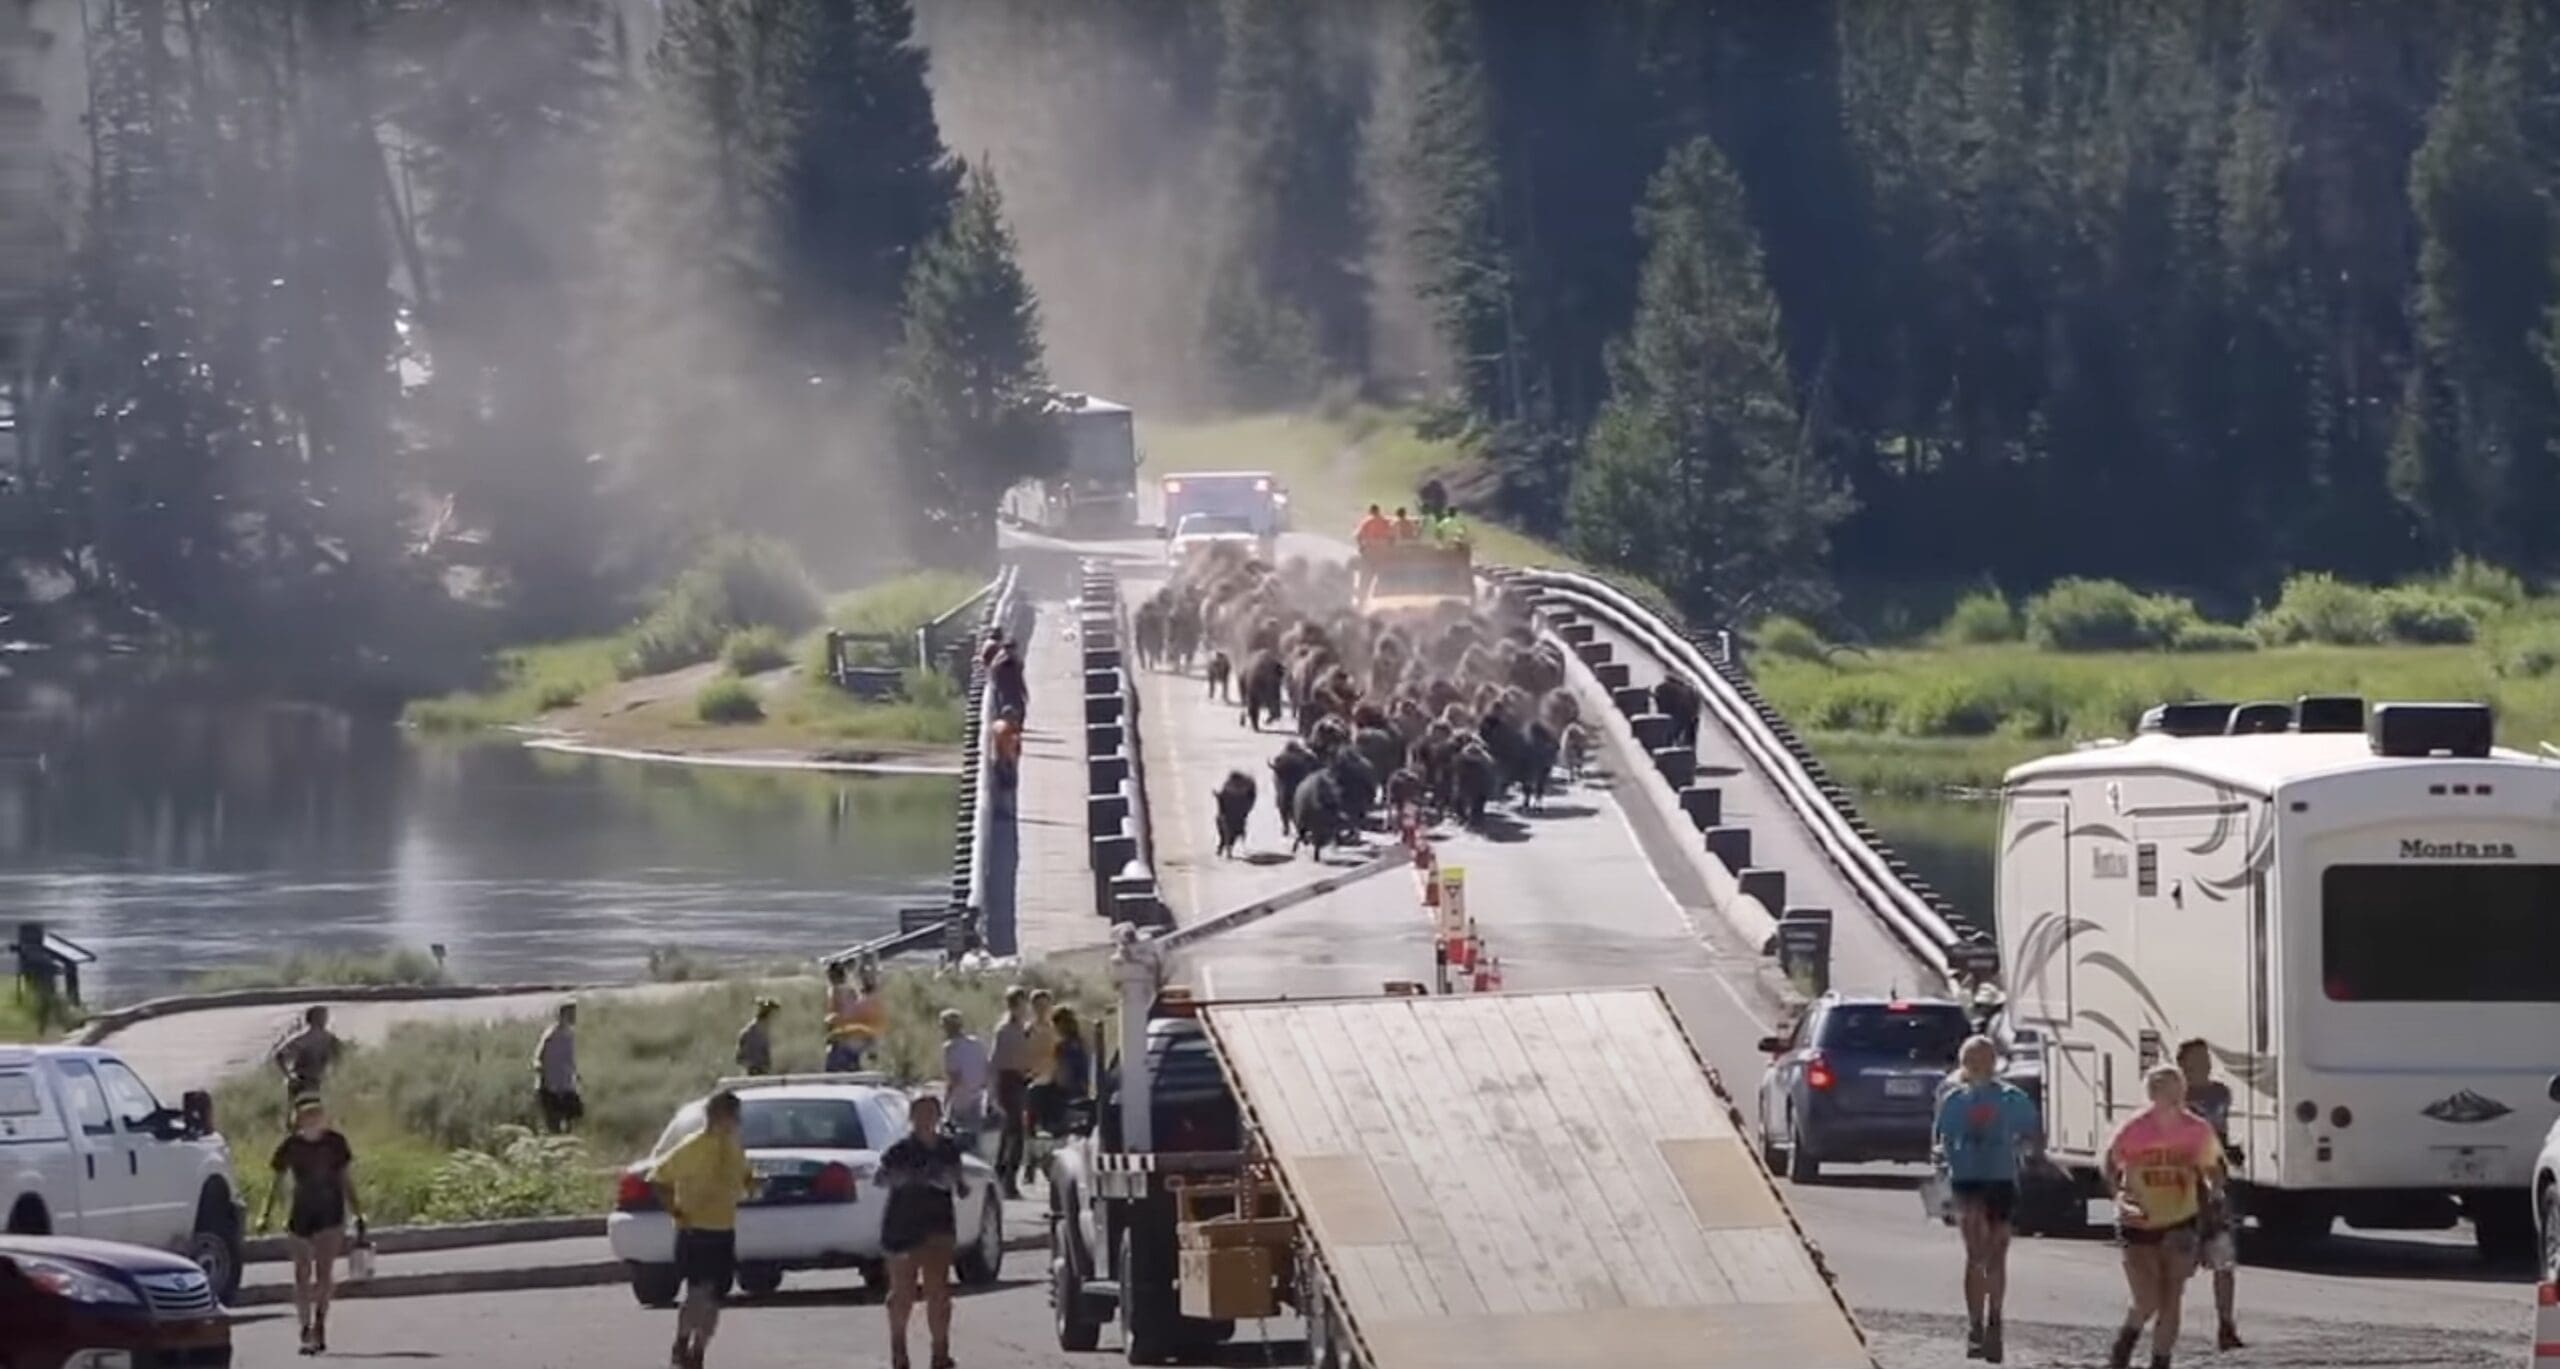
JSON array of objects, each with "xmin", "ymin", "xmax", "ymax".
[{"xmin": 1755, "ymin": 994, "xmax": 1971, "ymax": 1181}]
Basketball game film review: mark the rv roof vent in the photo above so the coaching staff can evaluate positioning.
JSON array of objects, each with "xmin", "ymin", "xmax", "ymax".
[
  {"xmin": 2226, "ymin": 701, "xmax": 2291, "ymax": 735},
  {"xmin": 2139, "ymin": 701, "xmax": 2236, "ymax": 738},
  {"xmin": 2295, "ymin": 694, "xmax": 2366, "ymax": 734},
  {"xmin": 2367, "ymin": 701, "xmax": 2493, "ymax": 759}
]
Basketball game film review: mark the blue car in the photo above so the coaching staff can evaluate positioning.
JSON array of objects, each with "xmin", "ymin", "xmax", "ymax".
[{"xmin": 1755, "ymin": 993, "xmax": 1973, "ymax": 1182}]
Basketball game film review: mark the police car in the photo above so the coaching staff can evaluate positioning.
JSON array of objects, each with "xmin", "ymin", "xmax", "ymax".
[{"xmin": 607, "ymin": 1075, "xmax": 1002, "ymax": 1304}]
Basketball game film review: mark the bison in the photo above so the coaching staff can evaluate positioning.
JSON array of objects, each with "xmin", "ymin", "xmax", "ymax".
[
  {"xmin": 1291, "ymin": 771, "xmax": 1349, "ymax": 862},
  {"xmin": 1213, "ymin": 771, "xmax": 1256, "ymax": 858}
]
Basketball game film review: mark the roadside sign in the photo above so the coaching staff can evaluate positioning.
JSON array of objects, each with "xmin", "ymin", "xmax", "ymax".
[{"xmin": 1438, "ymin": 867, "xmax": 1467, "ymax": 938}]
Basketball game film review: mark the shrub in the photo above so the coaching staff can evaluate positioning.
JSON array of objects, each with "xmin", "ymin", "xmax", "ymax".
[
  {"xmin": 1801, "ymin": 679, "xmax": 1897, "ymax": 732},
  {"xmin": 2169, "ymin": 621, "xmax": 2259, "ymax": 654},
  {"xmin": 1939, "ymin": 589, "xmax": 2019, "ymax": 644},
  {"xmin": 2377, "ymin": 586, "xmax": 2481, "ymax": 644},
  {"xmin": 2426, "ymin": 555, "xmax": 2527, "ymax": 611},
  {"xmin": 2250, "ymin": 573, "xmax": 2385, "ymax": 646},
  {"xmin": 621, "ymin": 537, "xmax": 824, "ymax": 679},
  {"xmin": 720, "ymin": 626, "xmax": 793, "ymax": 676},
  {"xmin": 422, "ymin": 1128, "xmax": 606, "ymax": 1224},
  {"xmin": 2024, "ymin": 578, "xmax": 2196, "ymax": 651},
  {"xmin": 695, "ymin": 677, "xmax": 765, "ymax": 723},
  {"xmin": 1755, "ymin": 615, "xmax": 1828, "ymax": 662},
  {"xmin": 2491, "ymin": 621, "xmax": 2560, "ymax": 679},
  {"xmin": 1893, "ymin": 679, "xmax": 2006, "ymax": 738},
  {"xmin": 187, "ymin": 947, "xmax": 448, "ymax": 995}
]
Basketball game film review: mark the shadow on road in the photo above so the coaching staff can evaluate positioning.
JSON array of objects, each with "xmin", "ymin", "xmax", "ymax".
[
  {"xmin": 745, "ymin": 1274, "xmax": 1046, "ymax": 1310},
  {"xmin": 2247, "ymin": 1230, "xmax": 2535, "ymax": 1285}
]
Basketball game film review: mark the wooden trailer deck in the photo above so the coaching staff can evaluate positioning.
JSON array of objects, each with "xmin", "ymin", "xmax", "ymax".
[{"xmin": 1197, "ymin": 988, "xmax": 1874, "ymax": 1369}]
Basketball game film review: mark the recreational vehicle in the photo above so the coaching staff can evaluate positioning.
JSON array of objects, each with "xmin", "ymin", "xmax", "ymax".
[{"xmin": 1996, "ymin": 697, "xmax": 2558, "ymax": 1259}]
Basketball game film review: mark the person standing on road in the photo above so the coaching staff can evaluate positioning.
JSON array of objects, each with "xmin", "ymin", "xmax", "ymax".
[
  {"xmin": 734, "ymin": 998, "xmax": 779, "ymax": 1076},
  {"xmin": 990, "ymin": 988, "xmax": 1037, "ymax": 1197},
  {"xmin": 649, "ymin": 1089, "xmax": 756, "ymax": 1369},
  {"xmin": 2177, "ymin": 1037, "xmax": 2244, "ymax": 1351},
  {"xmin": 2104, "ymin": 1063, "xmax": 2226, "ymax": 1369},
  {"xmin": 532, "ymin": 1002, "xmax": 582, "ymax": 1134},
  {"xmin": 879, "ymin": 1093, "xmax": 971, "ymax": 1369},
  {"xmin": 823, "ymin": 960, "xmax": 880, "ymax": 1072},
  {"xmin": 941, "ymin": 1009, "xmax": 991, "ymax": 1140},
  {"xmin": 273, "ymin": 1006, "xmax": 342, "ymax": 1103},
  {"xmin": 1932, "ymin": 1035, "xmax": 2040, "ymax": 1363},
  {"xmin": 261, "ymin": 1096, "xmax": 365, "ymax": 1357}
]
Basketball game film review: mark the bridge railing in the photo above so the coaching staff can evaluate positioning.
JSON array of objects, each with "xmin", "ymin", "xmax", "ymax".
[
  {"xmin": 918, "ymin": 562, "xmax": 1019, "ymax": 962},
  {"xmin": 1484, "ymin": 566, "xmax": 1996, "ymax": 991}
]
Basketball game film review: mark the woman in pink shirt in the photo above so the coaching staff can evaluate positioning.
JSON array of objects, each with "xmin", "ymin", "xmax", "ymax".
[{"xmin": 2102, "ymin": 1063, "xmax": 2226, "ymax": 1369}]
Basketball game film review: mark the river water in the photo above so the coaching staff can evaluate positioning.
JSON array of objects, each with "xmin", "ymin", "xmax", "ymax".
[
  {"xmin": 1860, "ymin": 793, "xmax": 2000, "ymax": 939},
  {"xmin": 0, "ymin": 673, "xmax": 955, "ymax": 1001}
]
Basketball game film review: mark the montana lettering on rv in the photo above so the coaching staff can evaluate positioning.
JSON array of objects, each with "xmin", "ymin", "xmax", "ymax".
[{"xmin": 2397, "ymin": 838, "xmax": 2516, "ymax": 859}]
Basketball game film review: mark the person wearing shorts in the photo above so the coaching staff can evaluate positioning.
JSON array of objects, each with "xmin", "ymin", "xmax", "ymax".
[
  {"xmin": 879, "ymin": 1093, "xmax": 971, "ymax": 1369},
  {"xmin": 2178, "ymin": 1038, "xmax": 2244, "ymax": 1350},
  {"xmin": 261, "ymin": 1096, "xmax": 365, "ymax": 1356},
  {"xmin": 1931, "ymin": 1035, "xmax": 2041, "ymax": 1362},
  {"xmin": 2105, "ymin": 1064, "xmax": 2226, "ymax": 1369},
  {"xmin": 649, "ymin": 1090, "xmax": 756, "ymax": 1369}
]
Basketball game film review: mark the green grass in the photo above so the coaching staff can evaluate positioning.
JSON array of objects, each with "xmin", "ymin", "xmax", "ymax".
[
  {"xmin": 1, "ymin": 984, "xmax": 75, "ymax": 1042},
  {"xmin": 403, "ymin": 637, "xmax": 621, "ymax": 731},
  {"xmin": 214, "ymin": 967, "xmax": 1107, "ymax": 1226},
  {"xmin": 184, "ymin": 947, "xmax": 451, "ymax": 997},
  {"xmin": 827, "ymin": 571, "xmax": 991, "ymax": 645},
  {"xmin": 694, "ymin": 677, "xmax": 766, "ymax": 724},
  {"xmin": 720, "ymin": 627, "xmax": 793, "ymax": 676},
  {"xmin": 773, "ymin": 666, "xmax": 965, "ymax": 746},
  {"xmin": 1758, "ymin": 639, "xmax": 2560, "ymax": 796}
]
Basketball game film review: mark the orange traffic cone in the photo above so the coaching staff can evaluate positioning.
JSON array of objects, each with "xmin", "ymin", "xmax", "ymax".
[
  {"xmin": 2535, "ymin": 1283, "xmax": 2560, "ymax": 1367},
  {"xmin": 1482, "ymin": 957, "xmax": 1504, "ymax": 992}
]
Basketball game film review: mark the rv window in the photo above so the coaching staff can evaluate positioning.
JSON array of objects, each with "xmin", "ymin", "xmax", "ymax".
[
  {"xmin": 2137, "ymin": 844, "xmax": 2158, "ymax": 896},
  {"xmin": 2322, "ymin": 864, "xmax": 2560, "ymax": 1002}
]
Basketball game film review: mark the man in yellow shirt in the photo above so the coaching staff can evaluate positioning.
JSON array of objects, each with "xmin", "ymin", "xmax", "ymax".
[{"xmin": 650, "ymin": 1090, "xmax": 757, "ymax": 1369}]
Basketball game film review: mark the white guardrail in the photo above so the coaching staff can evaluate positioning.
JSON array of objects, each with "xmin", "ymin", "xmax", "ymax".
[
  {"xmin": 1486, "ymin": 567, "xmax": 1990, "ymax": 991},
  {"xmin": 961, "ymin": 565, "xmax": 1025, "ymax": 936}
]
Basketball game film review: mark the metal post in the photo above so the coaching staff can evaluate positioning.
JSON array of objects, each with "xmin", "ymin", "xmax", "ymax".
[{"xmin": 1112, "ymin": 937, "xmax": 1157, "ymax": 1152}]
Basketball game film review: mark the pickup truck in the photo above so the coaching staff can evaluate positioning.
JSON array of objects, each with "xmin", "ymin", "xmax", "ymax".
[{"xmin": 0, "ymin": 1045, "xmax": 245, "ymax": 1302}]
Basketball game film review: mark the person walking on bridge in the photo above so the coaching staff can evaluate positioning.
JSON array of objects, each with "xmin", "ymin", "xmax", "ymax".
[
  {"xmin": 2105, "ymin": 1063, "xmax": 2225, "ymax": 1369},
  {"xmin": 2178, "ymin": 1038, "xmax": 2244, "ymax": 1351},
  {"xmin": 1933, "ymin": 1035, "xmax": 2039, "ymax": 1363}
]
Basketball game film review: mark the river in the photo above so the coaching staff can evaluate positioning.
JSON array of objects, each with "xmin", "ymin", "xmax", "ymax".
[
  {"xmin": 0, "ymin": 674, "xmax": 956, "ymax": 1001},
  {"xmin": 1858, "ymin": 792, "xmax": 2000, "ymax": 939}
]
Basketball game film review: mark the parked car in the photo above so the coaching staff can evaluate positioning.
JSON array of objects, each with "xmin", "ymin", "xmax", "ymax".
[
  {"xmin": 0, "ymin": 1046, "xmax": 245, "ymax": 1301},
  {"xmin": 607, "ymin": 1074, "xmax": 1003, "ymax": 1306},
  {"xmin": 0, "ymin": 1233, "xmax": 233, "ymax": 1368},
  {"xmin": 1755, "ymin": 993, "xmax": 1972, "ymax": 1181}
]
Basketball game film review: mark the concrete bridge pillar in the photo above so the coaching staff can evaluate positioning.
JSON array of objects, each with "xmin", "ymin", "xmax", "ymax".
[{"xmin": 1705, "ymin": 825, "xmax": 1752, "ymax": 875}]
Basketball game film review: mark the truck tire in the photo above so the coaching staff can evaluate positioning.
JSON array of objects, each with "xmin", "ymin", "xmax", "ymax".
[
  {"xmin": 629, "ymin": 1264, "xmax": 681, "ymax": 1308},
  {"xmin": 1053, "ymin": 1249, "xmax": 1103, "ymax": 1352},
  {"xmin": 1118, "ymin": 1227, "xmax": 1177, "ymax": 1366},
  {"xmin": 2472, "ymin": 1196, "xmax": 2535, "ymax": 1264},
  {"xmin": 957, "ymin": 1193, "xmax": 1004, "ymax": 1286},
  {"xmin": 187, "ymin": 1186, "xmax": 245, "ymax": 1302},
  {"xmin": 1785, "ymin": 1121, "xmax": 1821, "ymax": 1184},
  {"xmin": 6, "ymin": 1195, "xmax": 49, "ymax": 1235}
]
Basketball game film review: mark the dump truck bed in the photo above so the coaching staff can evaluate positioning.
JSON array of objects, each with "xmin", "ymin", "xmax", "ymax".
[{"xmin": 1197, "ymin": 988, "xmax": 1873, "ymax": 1369}]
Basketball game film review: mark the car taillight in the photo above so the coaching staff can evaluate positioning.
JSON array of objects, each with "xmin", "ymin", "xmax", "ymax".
[
  {"xmin": 616, "ymin": 1172, "xmax": 656, "ymax": 1211},
  {"xmin": 1805, "ymin": 1051, "xmax": 1836, "ymax": 1091},
  {"xmin": 1164, "ymin": 479, "xmax": 1183, "ymax": 493},
  {"xmin": 812, "ymin": 1162, "xmax": 857, "ymax": 1202}
]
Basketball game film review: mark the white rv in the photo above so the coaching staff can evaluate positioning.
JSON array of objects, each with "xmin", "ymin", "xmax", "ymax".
[{"xmin": 1996, "ymin": 697, "xmax": 2557, "ymax": 1259}]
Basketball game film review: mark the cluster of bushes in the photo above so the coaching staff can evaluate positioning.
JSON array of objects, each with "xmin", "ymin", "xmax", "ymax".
[
  {"xmin": 2246, "ymin": 572, "xmax": 2492, "ymax": 647},
  {"xmin": 1925, "ymin": 560, "xmax": 2538, "ymax": 656},
  {"xmin": 622, "ymin": 536, "xmax": 824, "ymax": 679}
]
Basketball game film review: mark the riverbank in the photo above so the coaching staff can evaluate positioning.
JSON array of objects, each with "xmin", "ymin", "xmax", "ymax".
[
  {"xmin": 206, "ymin": 965, "xmax": 1107, "ymax": 1227},
  {"xmin": 403, "ymin": 569, "xmax": 979, "ymax": 770}
]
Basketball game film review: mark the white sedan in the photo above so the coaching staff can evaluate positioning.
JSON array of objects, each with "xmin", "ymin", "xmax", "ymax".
[{"xmin": 606, "ymin": 1076, "xmax": 1003, "ymax": 1305}]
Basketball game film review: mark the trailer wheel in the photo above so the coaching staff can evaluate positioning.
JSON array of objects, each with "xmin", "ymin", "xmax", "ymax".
[{"xmin": 1118, "ymin": 1228, "xmax": 1177, "ymax": 1366}]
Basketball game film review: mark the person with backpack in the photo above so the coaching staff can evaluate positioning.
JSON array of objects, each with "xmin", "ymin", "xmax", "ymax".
[{"xmin": 1932, "ymin": 1035, "xmax": 2041, "ymax": 1363}]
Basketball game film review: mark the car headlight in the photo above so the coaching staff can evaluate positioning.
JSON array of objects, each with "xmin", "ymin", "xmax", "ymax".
[{"xmin": 15, "ymin": 1255, "xmax": 145, "ymax": 1306}]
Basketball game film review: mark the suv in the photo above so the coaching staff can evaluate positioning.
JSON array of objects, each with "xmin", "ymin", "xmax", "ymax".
[
  {"xmin": 1755, "ymin": 994, "xmax": 1971, "ymax": 1182},
  {"xmin": 0, "ymin": 1046, "xmax": 245, "ymax": 1302}
]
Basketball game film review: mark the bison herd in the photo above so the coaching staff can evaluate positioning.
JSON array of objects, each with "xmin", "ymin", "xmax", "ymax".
[{"xmin": 1133, "ymin": 544, "xmax": 1653, "ymax": 864}]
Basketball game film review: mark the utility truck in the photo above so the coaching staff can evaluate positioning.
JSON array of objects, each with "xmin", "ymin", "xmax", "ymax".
[
  {"xmin": 1996, "ymin": 696, "xmax": 2560, "ymax": 1258},
  {"xmin": 1045, "ymin": 897, "xmax": 1872, "ymax": 1367},
  {"xmin": 1355, "ymin": 540, "xmax": 1474, "ymax": 618},
  {"xmin": 0, "ymin": 1045, "xmax": 244, "ymax": 1301}
]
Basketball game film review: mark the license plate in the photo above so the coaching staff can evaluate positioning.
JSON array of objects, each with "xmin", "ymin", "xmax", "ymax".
[
  {"xmin": 2439, "ymin": 1148, "xmax": 2491, "ymax": 1184},
  {"xmin": 750, "ymin": 1159, "xmax": 796, "ymax": 1177},
  {"xmin": 1884, "ymin": 1078, "xmax": 1926, "ymax": 1098}
]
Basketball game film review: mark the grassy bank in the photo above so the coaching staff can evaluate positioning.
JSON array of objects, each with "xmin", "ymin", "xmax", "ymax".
[
  {"xmin": 183, "ymin": 947, "xmax": 449, "ymax": 997},
  {"xmin": 215, "ymin": 966, "xmax": 1107, "ymax": 1227},
  {"xmin": 1758, "ymin": 640, "xmax": 2560, "ymax": 795},
  {"xmin": 404, "ymin": 569, "xmax": 978, "ymax": 759}
]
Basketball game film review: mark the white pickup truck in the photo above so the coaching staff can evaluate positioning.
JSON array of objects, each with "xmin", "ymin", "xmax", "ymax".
[{"xmin": 0, "ymin": 1045, "xmax": 246, "ymax": 1300}]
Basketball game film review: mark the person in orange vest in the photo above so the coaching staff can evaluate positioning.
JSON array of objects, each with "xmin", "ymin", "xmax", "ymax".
[
  {"xmin": 1391, "ymin": 507, "xmax": 1421, "ymax": 541},
  {"xmin": 1354, "ymin": 504, "xmax": 1394, "ymax": 595}
]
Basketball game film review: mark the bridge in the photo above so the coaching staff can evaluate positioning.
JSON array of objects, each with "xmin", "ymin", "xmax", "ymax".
[{"xmin": 956, "ymin": 519, "xmax": 2514, "ymax": 1363}]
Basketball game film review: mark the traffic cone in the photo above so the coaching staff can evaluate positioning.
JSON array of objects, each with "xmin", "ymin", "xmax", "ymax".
[
  {"xmin": 2535, "ymin": 1282, "xmax": 2560, "ymax": 1367},
  {"xmin": 1483, "ymin": 956, "xmax": 1504, "ymax": 992}
]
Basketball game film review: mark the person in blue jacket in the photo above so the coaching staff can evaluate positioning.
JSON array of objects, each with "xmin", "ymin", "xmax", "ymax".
[{"xmin": 1934, "ymin": 1034, "xmax": 2043, "ymax": 1364}]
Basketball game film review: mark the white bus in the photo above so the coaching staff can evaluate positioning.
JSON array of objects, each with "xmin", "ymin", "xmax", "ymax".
[{"xmin": 1996, "ymin": 697, "xmax": 2557, "ymax": 1258}]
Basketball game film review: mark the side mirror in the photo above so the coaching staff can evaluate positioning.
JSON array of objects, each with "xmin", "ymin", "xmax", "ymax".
[
  {"xmin": 2546, "ymin": 1073, "xmax": 2560, "ymax": 1105},
  {"xmin": 181, "ymin": 1089, "xmax": 215, "ymax": 1139},
  {"xmin": 1756, "ymin": 1035, "xmax": 1787, "ymax": 1055}
]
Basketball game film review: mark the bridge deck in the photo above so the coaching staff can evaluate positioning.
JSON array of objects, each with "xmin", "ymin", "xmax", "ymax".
[
  {"xmin": 1200, "ymin": 989, "xmax": 1871, "ymax": 1369},
  {"xmin": 992, "ymin": 598, "xmax": 1108, "ymax": 957}
]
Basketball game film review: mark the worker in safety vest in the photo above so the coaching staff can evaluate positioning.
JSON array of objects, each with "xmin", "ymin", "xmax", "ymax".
[
  {"xmin": 1390, "ymin": 507, "xmax": 1421, "ymax": 541},
  {"xmin": 1354, "ymin": 504, "xmax": 1393, "ymax": 553}
]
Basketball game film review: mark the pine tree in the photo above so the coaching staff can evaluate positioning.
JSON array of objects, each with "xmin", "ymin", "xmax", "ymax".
[
  {"xmin": 1395, "ymin": 0, "xmax": 1514, "ymax": 423},
  {"xmin": 891, "ymin": 162, "xmax": 1059, "ymax": 565},
  {"xmin": 1568, "ymin": 138, "xmax": 1848, "ymax": 620}
]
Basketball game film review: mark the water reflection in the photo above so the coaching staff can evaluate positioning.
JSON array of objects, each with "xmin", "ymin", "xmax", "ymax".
[
  {"xmin": 1858, "ymin": 792, "xmax": 1999, "ymax": 935},
  {"xmin": 0, "ymin": 673, "xmax": 954, "ymax": 999}
]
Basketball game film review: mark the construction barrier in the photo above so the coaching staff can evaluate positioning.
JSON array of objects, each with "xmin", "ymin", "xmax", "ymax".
[{"xmin": 2534, "ymin": 1282, "xmax": 2560, "ymax": 1367}]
